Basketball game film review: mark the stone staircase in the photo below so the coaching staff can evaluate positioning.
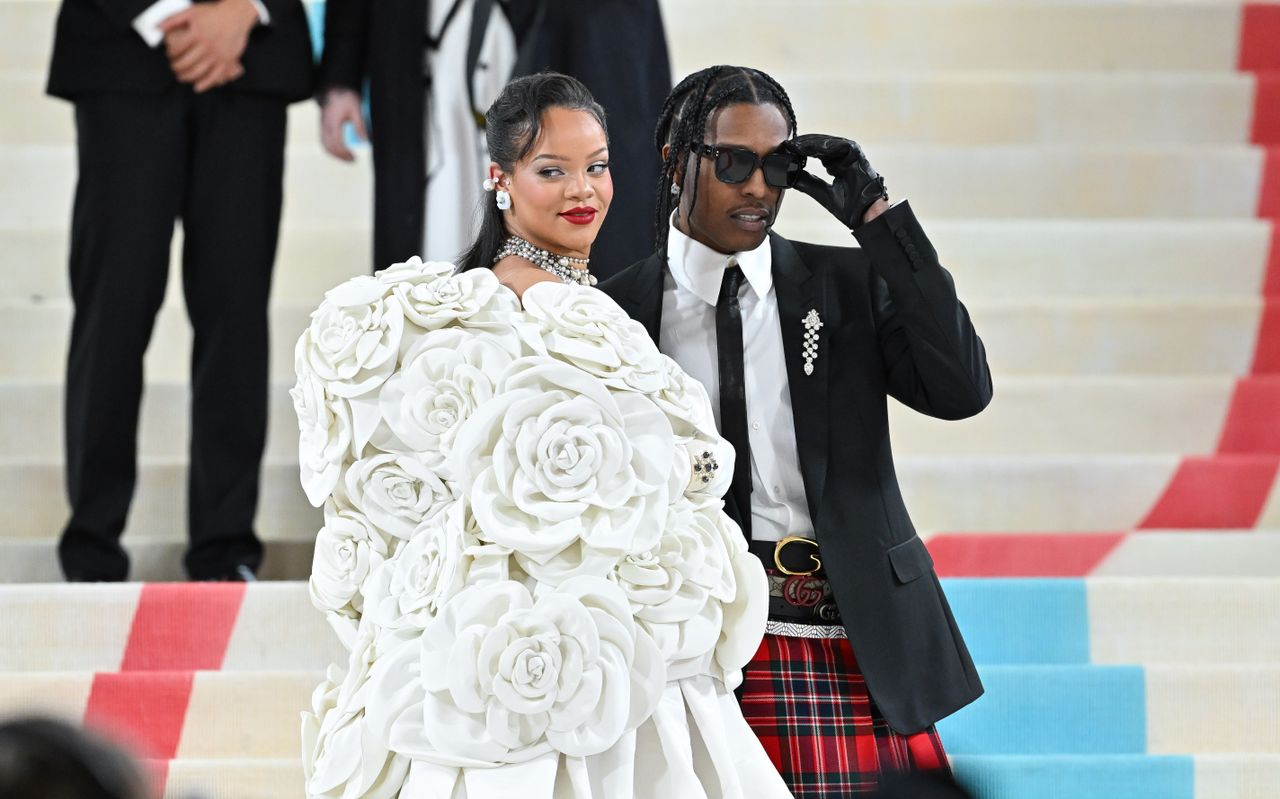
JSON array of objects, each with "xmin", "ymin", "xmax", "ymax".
[{"xmin": 1, "ymin": 0, "xmax": 1278, "ymax": 796}]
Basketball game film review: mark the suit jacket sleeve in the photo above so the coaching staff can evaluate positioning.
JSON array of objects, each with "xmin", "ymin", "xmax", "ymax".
[
  {"xmin": 318, "ymin": 0, "xmax": 369, "ymax": 93},
  {"xmin": 91, "ymin": 0, "xmax": 165, "ymax": 30},
  {"xmin": 854, "ymin": 200, "xmax": 993, "ymax": 420}
]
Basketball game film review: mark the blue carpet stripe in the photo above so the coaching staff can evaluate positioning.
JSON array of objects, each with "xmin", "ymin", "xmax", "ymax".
[
  {"xmin": 941, "ymin": 578, "xmax": 1091, "ymax": 665},
  {"xmin": 951, "ymin": 755, "xmax": 1194, "ymax": 799},
  {"xmin": 937, "ymin": 665, "xmax": 1147, "ymax": 755}
]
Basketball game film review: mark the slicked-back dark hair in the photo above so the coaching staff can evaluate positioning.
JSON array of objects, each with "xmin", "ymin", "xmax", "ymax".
[
  {"xmin": 653, "ymin": 65, "xmax": 798, "ymax": 256},
  {"xmin": 457, "ymin": 72, "xmax": 608, "ymax": 273}
]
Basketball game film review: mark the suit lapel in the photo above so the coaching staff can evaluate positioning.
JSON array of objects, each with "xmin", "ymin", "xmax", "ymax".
[
  {"xmin": 625, "ymin": 252, "xmax": 665, "ymax": 345},
  {"xmin": 770, "ymin": 234, "xmax": 830, "ymax": 522}
]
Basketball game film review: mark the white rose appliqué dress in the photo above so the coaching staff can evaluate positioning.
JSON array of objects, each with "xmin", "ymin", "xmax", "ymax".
[{"xmin": 293, "ymin": 258, "xmax": 793, "ymax": 798}]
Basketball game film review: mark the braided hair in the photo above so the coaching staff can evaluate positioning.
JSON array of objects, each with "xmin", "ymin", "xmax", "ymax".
[{"xmin": 653, "ymin": 66, "xmax": 798, "ymax": 257}]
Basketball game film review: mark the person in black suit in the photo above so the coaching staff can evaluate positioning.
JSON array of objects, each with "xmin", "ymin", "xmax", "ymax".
[
  {"xmin": 600, "ymin": 65, "xmax": 992, "ymax": 793},
  {"xmin": 46, "ymin": 0, "xmax": 315, "ymax": 581},
  {"xmin": 317, "ymin": 0, "xmax": 669, "ymax": 279}
]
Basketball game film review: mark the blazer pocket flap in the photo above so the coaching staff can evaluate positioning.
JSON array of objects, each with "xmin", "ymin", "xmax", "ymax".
[{"xmin": 888, "ymin": 536, "xmax": 934, "ymax": 584}]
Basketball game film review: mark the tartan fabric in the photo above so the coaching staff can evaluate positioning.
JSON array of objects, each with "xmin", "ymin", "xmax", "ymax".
[{"xmin": 741, "ymin": 633, "xmax": 950, "ymax": 797}]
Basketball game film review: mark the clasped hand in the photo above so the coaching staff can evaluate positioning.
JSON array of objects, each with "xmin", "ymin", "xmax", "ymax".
[
  {"xmin": 159, "ymin": 0, "xmax": 259, "ymax": 94},
  {"xmin": 783, "ymin": 134, "xmax": 890, "ymax": 229}
]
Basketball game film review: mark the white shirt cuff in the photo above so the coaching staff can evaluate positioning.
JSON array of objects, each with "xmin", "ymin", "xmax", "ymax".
[
  {"xmin": 133, "ymin": 0, "xmax": 192, "ymax": 47},
  {"xmin": 134, "ymin": 0, "xmax": 268, "ymax": 48},
  {"xmin": 250, "ymin": 0, "xmax": 270, "ymax": 25}
]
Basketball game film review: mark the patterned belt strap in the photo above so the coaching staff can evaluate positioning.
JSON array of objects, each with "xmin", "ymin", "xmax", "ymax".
[{"xmin": 764, "ymin": 620, "xmax": 848, "ymax": 639}]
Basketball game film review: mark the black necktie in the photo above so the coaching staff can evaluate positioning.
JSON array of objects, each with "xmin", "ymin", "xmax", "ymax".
[{"xmin": 717, "ymin": 264, "xmax": 751, "ymax": 540}]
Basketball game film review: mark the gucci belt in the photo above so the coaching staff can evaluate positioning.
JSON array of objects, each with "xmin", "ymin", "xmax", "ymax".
[{"xmin": 748, "ymin": 537, "xmax": 843, "ymax": 625}]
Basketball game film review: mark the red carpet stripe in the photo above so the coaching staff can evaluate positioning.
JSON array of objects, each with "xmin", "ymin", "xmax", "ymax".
[
  {"xmin": 83, "ymin": 672, "xmax": 194, "ymax": 760},
  {"xmin": 82, "ymin": 584, "xmax": 248, "ymax": 797},
  {"xmin": 1264, "ymin": 221, "xmax": 1280, "ymax": 297},
  {"xmin": 1218, "ymin": 376, "xmax": 1280, "ymax": 453},
  {"xmin": 1138, "ymin": 455, "xmax": 1280, "ymax": 529},
  {"xmin": 1254, "ymin": 74, "xmax": 1280, "ymax": 145},
  {"xmin": 120, "ymin": 583, "xmax": 247, "ymax": 671},
  {"xmin": 1136, "ymin": 11, "xmax": 1280, "ymax": 531},
  {"xmin": 1251, "ymin": 297, "xmax": 1280, "ymax": 374},
  {"xmin": 1260, "ymin": 147, "xmax": 1280, "ymax": 218},
  {"xmin": 1239, "ymin": 3, "xmax": 1280, "ymax": 71},
  {"xmin": 927, "ymin": 533, "xmax": 1125, "ymax": 578}
]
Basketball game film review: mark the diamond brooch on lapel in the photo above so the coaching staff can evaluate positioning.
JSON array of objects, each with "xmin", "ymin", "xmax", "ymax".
[{"xmin": 802, "ymin": 309, "xmax": 823, "ymax": 376}]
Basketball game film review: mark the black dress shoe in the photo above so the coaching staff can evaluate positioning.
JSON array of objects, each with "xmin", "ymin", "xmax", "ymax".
[{"xmin": 195, "ymin": 565, "xmax": 258, "ymax": 582}]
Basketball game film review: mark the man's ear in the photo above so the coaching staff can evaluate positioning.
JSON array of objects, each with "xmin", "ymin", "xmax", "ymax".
[{"xmin": 661, "ymin": 143, "xmax": 686, "ymax": 189}]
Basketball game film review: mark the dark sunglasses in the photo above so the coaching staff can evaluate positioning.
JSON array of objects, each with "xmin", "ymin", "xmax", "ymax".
[{"xmin": 693, "ymin": 142, "xmax": 804, "ymax": 189}]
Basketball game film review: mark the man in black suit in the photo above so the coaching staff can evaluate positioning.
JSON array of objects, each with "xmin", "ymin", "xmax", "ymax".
[
  {"xmin": 600, "ymin": 66, "xmax": 992, "ymax": 792},
  {"xmin": 47, "ymin": 0, "xmax": 315, "ymax": 581}
]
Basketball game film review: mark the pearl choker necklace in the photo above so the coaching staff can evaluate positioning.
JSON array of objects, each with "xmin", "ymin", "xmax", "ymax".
[{"xmin": 493, "ymin": 235, "xmax": 596, "ymax": 287}]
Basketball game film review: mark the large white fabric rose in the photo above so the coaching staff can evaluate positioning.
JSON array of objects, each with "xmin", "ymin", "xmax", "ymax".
[
  {"xmin": 392, "ymin": 577, "xmax": 664, "ymax": 765},
  {"xmin": 302, "ymin": 630, "xmax": 413, "ymax": 799},
  {"xmin": 613, "ymin": 500, "xmax": 738, "ymax": 680},
  {"xmin": 451, "ymin": 357, "xmax": 672, "ymax": 585},
  {"xmin": 344, "ymin": 453, "xmax": 451, "ymax": 540},
  {"xmin": 298, "ymin": 277, "xmax": 406, "ymax": 399},
  {"xmin": 309, "ymin": 501, "xmax": 394, "ymax": 617},
  {"xmin": 518, "ymin": 284, "xmax": 666, "ymax": 394},
  {"xmin": 362, "ymin": 501, "xmax": 513, "ymax": 630},
  {"xmin": 373, "ymin": 256, "xmax": 454, "ymax": 288},
  {"xmin": 389, "ymin": 261, "xmax": 519, "ymax": 331},
  {"xmin": 292, "ymin": 371, "xmax": 355, "ymax": 507},
  {"xmin": 373, "ymin": 326, "xmax": 521, "ymax": 474}
]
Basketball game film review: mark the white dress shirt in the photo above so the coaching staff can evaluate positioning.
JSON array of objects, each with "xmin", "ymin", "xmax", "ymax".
[{"xmin": 660, "ymin": 217, "xmax": 815, "ymax": 543}]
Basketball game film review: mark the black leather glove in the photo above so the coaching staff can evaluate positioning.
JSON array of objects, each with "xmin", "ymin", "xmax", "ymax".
[{"xmin": 783, "ymin": 134, "xmax": 888, "ymax": 230}]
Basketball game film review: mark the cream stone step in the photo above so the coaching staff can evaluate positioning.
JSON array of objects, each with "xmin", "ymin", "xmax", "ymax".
[
  {"xmin": 0, "ymin": 538, "xmax": 317, "ymax": 583},
  {"xmin": 898, "ymin": 454, "xmax": 1179, "ymax": 532},
  {"xmin": 3, "ymin": 219, "xmax": 1269, "ymax": 303},
  {"xmin": 662, "ymin": 0, "xmax": 1244, "ymax": 74},
  {"xmin": 0, "ymin": 376, "xmax": 1238, "ymax": 461},
  {"xmin": 163, "ymin": 760, "xmax": 302, "ymax": 799},
  {"xmin": 1, "ymin": 145, "xmax": 1267, "ymax": 229},
  {"xmin": 0, "ymin": 579, "xmax": 1275, "ymax": 671},
  {"xmin": 0, "ymin": 454, "xmax": 1184, "ymax": 538},
  {"xmin": 0, "ymin": 0, "xmax": 1246, "ymax": 73},
  {"xmin": 784, "ymin": 71, "xmax": 1255, "ymax": 146},
  {"xmin": 4, "ymin": 67, "xmax": 1257, "ymax": 148},
  {"xmin": 773, "ymin": 219, "xmax": 1272, "ymax": 301},
  {"xmin": 0, "ymin": 294, "xmax": 1261, "ymax": 381},
  {"xmin": 1088, "ymin": 579, "xmax": 1280, "ymax": 667},
  {"xmin": 0, "ymin": 583, "xmax": 342, "ymax": 671},
  {"xmin": 0, "ymin": 670, "xmax": 321, "ymax": 759},
  {"xmin": 0, "ymin": 459, "xmax": 321, "ymax": 542}
]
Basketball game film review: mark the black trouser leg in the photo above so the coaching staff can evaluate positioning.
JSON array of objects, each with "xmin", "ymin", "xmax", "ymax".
[
  {"xmin": 60, "ymin": 91, "xmax": 187, "ymax": 582},
  {"xmin": 179, "ymin": 90, "xmax": 286, "ymax": 579}
]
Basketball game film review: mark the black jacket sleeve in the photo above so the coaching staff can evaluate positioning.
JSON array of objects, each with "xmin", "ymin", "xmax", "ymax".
[
  {"xmin": 317, "ymin": 0, "xmax": 369, "ymax": 93},
  {"xmin": 855, "ymin": 200, "xmax": 993, "ymax": 420},
  {"xmin": 90, "ymin": 0, "xmax": 165, "ymax": 31}
]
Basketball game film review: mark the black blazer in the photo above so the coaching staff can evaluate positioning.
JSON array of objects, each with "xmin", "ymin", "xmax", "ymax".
[
  {"xmin": 600, "ymin": 201, "xmax": 992, "ymax": 733},
  {"xmin": 47, "ymin": 0, "xmax": 315, "ymax": 102}
]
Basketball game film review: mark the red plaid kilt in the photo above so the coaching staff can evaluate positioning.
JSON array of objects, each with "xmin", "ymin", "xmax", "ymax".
[{"xmin": 741, "ymin": 633, "xmax": 950, "ymax": 797}]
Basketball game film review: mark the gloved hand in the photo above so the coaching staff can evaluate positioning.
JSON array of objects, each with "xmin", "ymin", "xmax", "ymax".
[{"xmin": 783, "ymin": 134, "xmax": 888, "ymax": 230}]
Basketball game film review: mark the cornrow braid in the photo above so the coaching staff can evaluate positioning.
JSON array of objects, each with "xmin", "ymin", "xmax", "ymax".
[{"xmin": 652, "ymin": 66, "xmax": 798, "ymax": 257}]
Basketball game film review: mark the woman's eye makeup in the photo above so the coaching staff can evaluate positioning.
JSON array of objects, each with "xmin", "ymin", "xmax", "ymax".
[{"xmin": 588, "ymin": 162, "xmax": 609, "ymax": 174}]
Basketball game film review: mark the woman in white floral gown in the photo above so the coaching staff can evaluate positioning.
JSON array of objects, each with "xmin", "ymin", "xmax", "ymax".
[{"xmin": 293, "ymin": 73, "xmax": 792, "ymax": 799}]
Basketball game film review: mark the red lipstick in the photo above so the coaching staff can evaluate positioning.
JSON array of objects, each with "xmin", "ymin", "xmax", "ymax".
[{"xmin": 559, "ymin": 207, "xmax": 597, "ymax": 226}]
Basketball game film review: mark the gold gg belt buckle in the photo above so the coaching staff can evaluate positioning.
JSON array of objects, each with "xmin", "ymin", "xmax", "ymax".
[{"xmin": 774, "ymin": 535, "xmax": 823, "ymax": 576}]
